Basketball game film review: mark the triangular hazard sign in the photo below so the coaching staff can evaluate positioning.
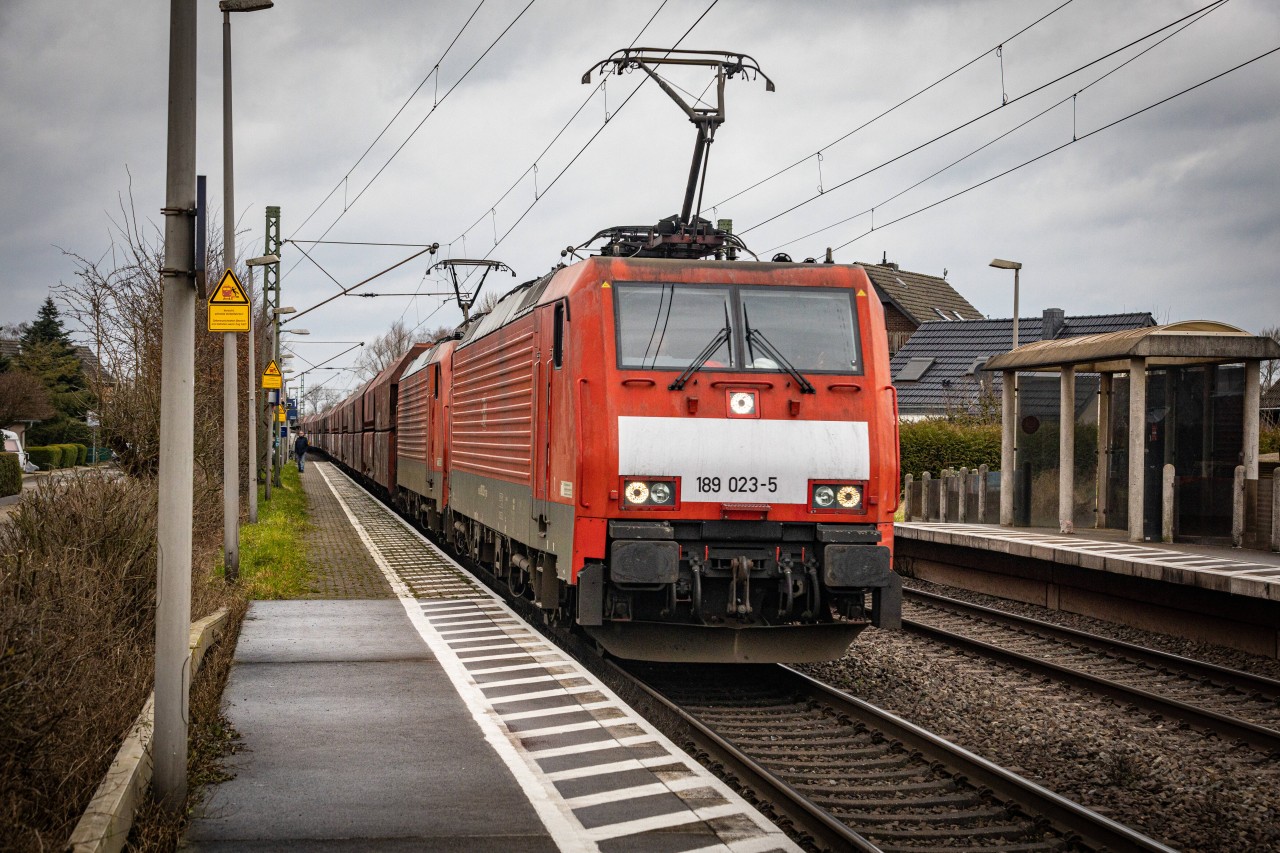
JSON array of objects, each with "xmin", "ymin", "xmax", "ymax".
[
  {"xmin": 209, "ymin": 269, "xmax": 249, "ymax": 305},
  {"xmin": 263, "ymin": 360, "xmax": 281, "ymax": 377}
]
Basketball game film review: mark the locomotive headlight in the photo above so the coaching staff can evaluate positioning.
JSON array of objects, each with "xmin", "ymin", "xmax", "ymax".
[
  {"xmin": 624, "ymin": 481, "xmax": 650, "ymax": 504},
  {"xmin": 837, "ymin": 484, "xmax": 863, "ymax": 509},
  {"xmin": 649, "ymin": 481, "xmax": 673, "ymax": 504},
  {"xmin": 813, "ymin": 485, "xmax": 836, "ymax": 507},
  {"xmin": 728, "ymin": 391, "xmax": 757, "ymax": 416}
]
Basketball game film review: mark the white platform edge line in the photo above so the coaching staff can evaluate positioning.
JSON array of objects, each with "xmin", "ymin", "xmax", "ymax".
[
  {"xmin": 319, "ymin": 462, "xmax": 800, "ymax": 852},
  {"xmin": 316, "ymin": 463, "xmax": 594, "ymax": 853}
]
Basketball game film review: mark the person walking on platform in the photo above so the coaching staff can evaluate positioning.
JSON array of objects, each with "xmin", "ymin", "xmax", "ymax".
[{"xmin": 294, "ymin": 431, "xmax": 309, "ymax": 473}]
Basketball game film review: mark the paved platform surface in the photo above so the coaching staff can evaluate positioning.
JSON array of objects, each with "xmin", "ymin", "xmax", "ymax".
[
  {"xmin": 298, "ymin": 464, "xmax": 392, "ymax": 599},
  {"xmin": 186, "ymin": 461, "xmax": 796, "ymax": 852},
  {"xmin": 896, "ymin": 522, "xmax": 1280, "ymax": 601}
]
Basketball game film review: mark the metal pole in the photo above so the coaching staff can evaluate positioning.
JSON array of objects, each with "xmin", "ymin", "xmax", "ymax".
[
  {"xmin": 273, "ymin": 315, "xmax": 283, "ymax": 487},
  {"xmin": 156, "ymin": 0, "xmax": 196, "ymax": 809},
  {"xmin": 221, "ymin": 9, "xmax": 239, "ymax": 579},
  {"xmin": 246, "ymin": 264, "xmax": 257, "ymax": 523}
]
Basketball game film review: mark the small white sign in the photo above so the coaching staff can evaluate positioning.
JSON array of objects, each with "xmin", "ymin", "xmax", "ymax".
[{"xmin": 560, "ymin": 480, "xmax": 573, "ymax": 498}]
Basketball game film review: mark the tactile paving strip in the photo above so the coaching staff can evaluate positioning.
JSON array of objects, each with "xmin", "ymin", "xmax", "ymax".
[{"xmin": 315, "ymin": 461, "xmax": 798, "ymax": 853}]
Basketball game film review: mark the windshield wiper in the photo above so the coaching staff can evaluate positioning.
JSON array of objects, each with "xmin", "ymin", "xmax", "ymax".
[
  {"xmin": 669, "ymin": 304, "xmax": 732, "ymax": 391},
  {"xmin": 744, "ymin": 307, "xmax": 815, "ymax": 394}
]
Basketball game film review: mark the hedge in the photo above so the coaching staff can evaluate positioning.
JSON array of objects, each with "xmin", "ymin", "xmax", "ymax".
[
  {"xmin": 899, "ymin": 419, "xmax": 1002, "ymax": 479},
  {"xmin": 55, "ymin": 444, "xmax": 76, "ymax": 468},
  {"xmin": 74, "ymin": 444, "xmax": 88, "ymax": 466},
  {"xmin": 26, "ymin": 446, "xmax": 61, "ymax": 470},
  {"xmin": 0, "ymin": 452, "xmax": 20, "ymax": 497}
]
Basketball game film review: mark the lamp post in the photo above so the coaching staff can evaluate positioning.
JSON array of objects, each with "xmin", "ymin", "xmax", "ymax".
[
  {"xmin": 990, "ymin": 258, "xmax": 1023, "ymax": 527},
  {"xmin": 243, "ymin": 253, "xmax": 278, "ymax": 523},
  {"xmin": 220, "ymin": 0, "xmax": 273, "ymax": 580}
]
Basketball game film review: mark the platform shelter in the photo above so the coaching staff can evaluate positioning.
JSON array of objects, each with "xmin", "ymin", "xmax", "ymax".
[{"xmin": 983, "ymin": 322, "xmax": 1280, "ymax": 545}]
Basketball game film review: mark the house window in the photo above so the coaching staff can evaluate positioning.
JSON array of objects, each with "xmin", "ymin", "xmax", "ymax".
[{"xmin": 896, "ymin": 357, "xmax": 935, "ymax": 382}]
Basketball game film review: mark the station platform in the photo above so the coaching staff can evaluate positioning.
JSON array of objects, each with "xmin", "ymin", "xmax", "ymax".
[
  {"xmin": 184, "ymin": 461, "xmax": 797, "ymax": 852},
  {"xmin": 894, "ymin": 522, "xmax": 1280, "ymax": 658}
]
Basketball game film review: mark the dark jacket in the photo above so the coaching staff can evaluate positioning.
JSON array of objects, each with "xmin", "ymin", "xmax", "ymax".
[{"xmin": 294, "ymin": 435, "xmax": 309, "ymax": 456}]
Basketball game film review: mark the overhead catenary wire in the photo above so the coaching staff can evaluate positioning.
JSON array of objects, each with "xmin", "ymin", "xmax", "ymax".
[
  {"xmin": 767, "ymin": 0, "xmax": 1231, "ymax": 253},
  {"xmin": 290, "ymin": 0, "xmax": 489, "ymax": 238},
  {"xmin": 823, "ymin": 42, "xmax": 1280, "ymax": 254},
  {"xmin": 282, "ymin": 0, "xmax": 540, "ymax": 281},
  {"xmin": 709, "ymin": 0, "xmax": 1079, "ymax": 210},
  {"xmin": 737, "ymin": 0, "xmax": 1230, "ymax": 237},
  {"xmin": 417, "ymin": 0, "xmax": 673, "ymax": 310},
  {"xmin": 476, "ymin": 0, "xmax": 722, "ymax": 265}
]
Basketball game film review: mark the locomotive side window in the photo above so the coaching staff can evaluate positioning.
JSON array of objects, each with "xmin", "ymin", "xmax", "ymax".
[
  {"xmin": 615, "ymin": 283, "xmax": 732, "ymax": 369},
  {"xmin": 740, "ymin": 288, "xmax": 861, "ymax": 374},
  {"xmin": 553, "ymin": 302, "xmax": 564, "ymax": 368}
]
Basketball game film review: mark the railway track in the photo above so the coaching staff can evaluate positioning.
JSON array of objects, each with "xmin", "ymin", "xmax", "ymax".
[
  {"xmin": 618, "ymin": 661, "xmax": 1174, "ymax": 853},
  {"xmin": 902, "ymin": 588, "xmax": 1280, "ymax": 755}
]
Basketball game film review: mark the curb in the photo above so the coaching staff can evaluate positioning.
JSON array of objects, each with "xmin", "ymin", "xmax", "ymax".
[{"xmin": 66, "ymin": 608, "xmax": 231, "ymax": 853}]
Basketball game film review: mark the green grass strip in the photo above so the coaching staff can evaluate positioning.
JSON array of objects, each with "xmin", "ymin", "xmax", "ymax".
[{"xmin": 234, "ymin": 464, "xmax": 312, "ymax": 599}]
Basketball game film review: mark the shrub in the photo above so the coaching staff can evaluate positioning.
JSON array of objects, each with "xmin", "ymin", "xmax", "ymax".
[
  {"xmin": 57, "ymin": 444, "xmax": 79, "ymax": 468},
  {"xmin": 0, "ymin": 470, "xmax": 237, "ymax": 848},
  {"xmin": 73, "ymin": 444, "xmax": 88, "ymax": 466},
  {"xmin": 899, "ymin": 418, "xmax": 1002, "ymax": 479},
  {"xmin": 1262, "ymin": 423, "xmax": 1280, "ymax": 455},
  {"xmin": 0, "ymin": 453, "xmax": 19, "ymax": 497},
  {"xmin": 26, "ymin": 446, "xmax": 61, "ymax": 470}
]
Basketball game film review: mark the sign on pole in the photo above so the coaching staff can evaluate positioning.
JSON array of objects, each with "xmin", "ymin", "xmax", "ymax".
[
  {"xmin": 261, "ymin": 360, "xmax": 282, "ymax": 390},
  {"xmin": 207, "ymin": 269, "xmax": 250, "ymax": 332},
  {"xmin": 276, "ymin": 403, "xmax": 287, "ymax": 422}
]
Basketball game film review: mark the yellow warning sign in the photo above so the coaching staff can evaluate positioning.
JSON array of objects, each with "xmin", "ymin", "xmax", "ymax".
[
  {"xmin": 261, "ymin": 360, "xmax": 282, "ymax": 390},
  {"xmin": 276, "ymin": 404, "xmax": 286, "ymax": 423},
  {"xmin": 857, "ymin": 289, "xmax": 866, "ymax": 297},
  {"xmin": 208, "ymin": 269, "xmax": 250, "ymax": 332}
]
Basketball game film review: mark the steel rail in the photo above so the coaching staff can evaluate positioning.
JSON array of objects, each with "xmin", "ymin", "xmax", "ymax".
[
  {"xmin": 905, "ymin": 588, "xmax": 1280, "ymax": 695},
  {"xmin": 902, "ymin": 599, "xmax": 1280, "ymax": 754},
  {"xmin": 779, "ymin": 666, "xmax": 1178, "ymax": 853},
  {"xmin": 607, "ymin": 660, "xmax": 881, "ymax": 853}
]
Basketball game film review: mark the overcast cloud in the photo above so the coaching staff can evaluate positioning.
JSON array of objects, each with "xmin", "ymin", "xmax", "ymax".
[{"xmin": 1, "ymin": 0, "xmax": 1277, "ymax": 396}]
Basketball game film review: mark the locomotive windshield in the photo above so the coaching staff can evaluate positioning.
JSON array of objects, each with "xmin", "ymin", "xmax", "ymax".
[{"xmin": 615, "ymin": 282, "xmax": 861, "ymax": 374}]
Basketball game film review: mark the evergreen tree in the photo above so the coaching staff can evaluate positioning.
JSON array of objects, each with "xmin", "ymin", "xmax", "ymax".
[
  {"xmin": 16, "ymin": 297, "xmax": 91, "ymax": 444},
  {"xmin": 23, "ymin": 297, "xmax": 74, "ymax": 349}
]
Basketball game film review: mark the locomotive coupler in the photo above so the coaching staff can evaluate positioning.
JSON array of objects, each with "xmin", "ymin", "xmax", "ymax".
[{"xmin": 728, "ymin": 556, "xmax": 754, "ymax": 616}]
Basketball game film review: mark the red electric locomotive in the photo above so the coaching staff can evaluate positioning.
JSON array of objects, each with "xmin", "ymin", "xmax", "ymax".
[{"xmin": 304, "ymin": 47, "xmax": 901, "ymax": 662}]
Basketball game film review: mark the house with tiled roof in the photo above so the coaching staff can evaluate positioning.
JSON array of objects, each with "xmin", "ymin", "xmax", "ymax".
[
  {"xmin": 857, "ymin": 257, "xmax": 984, "ymax": 353},
  {"xmin": 890, "ymin": 309, "xmax": 1156, "ymax": 418}
]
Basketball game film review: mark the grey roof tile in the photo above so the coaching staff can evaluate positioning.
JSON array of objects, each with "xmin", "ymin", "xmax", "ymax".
[{"xmin": 890, "ymin": 312, "xmax": 1155, "ymax": 415}]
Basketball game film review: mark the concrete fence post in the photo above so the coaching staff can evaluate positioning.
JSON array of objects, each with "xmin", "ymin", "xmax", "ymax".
[
  {"xmin": 921, "ymin": 472, "xmax": 932, "ymax": 521},
  {"xmin": 978, "ymin": 464, "xmax": 989, "ymax": 524},
  {"xmin": 938, "ymin": 470, "xmax": 949, "ymax": 522},
  {"xmin": 1232, "ymin": 465, "xmax": 1245, "ymax": 548},
  {"xmin": 958, "ymin": 467, "xmax": 970, "ymax": 523},
  {"xmin": 903, "ymin": 473, "xmax": 913, "ymax": 521},
  {"xmin": 1162, "ymin": 464, "xmax": 1175, "ymax": 543},
  {"xmin": 1272, "ymin": 474, "xmax": 1280, "ymax": 553}
]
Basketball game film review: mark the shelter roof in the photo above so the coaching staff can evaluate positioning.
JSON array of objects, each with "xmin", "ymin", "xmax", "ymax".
[
  {"xmin": 889, "ymin": 311, "xmax": 1154, "ymax": 415},
  {"xmin": 983, "ymin": 321, "xmax": 1280, "ymax": 373}
]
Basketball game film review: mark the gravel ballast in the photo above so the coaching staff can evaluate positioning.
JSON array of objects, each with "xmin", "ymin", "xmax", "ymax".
[{"xmin": 799, "ymin": 578, "xmax": 1280, "ymax": 852}]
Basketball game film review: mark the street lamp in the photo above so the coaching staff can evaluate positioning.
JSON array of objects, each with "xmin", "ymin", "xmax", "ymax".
[
  {"xmin": 244, "ymin": 253, "xmax": 278, "ymax": 523},
  {"xmin": 990, "ymin": 258, "xmax": 1023, "ymax": 527},
  {"xmin": 220, "ymin": 0, "xmax": 273, "ymax": 581}
]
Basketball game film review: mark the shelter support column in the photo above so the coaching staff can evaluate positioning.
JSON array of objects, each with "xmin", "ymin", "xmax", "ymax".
[
  {"xmin": 1244, "ymin": 360, "xmax": 1261, "ymax": 538},
  {"xmin": 1127, "ymin": 358, "xmax": 1147, "ymax": 542},
  {"xmin": 1096, "ymin": 373, "xmax": 1112, "ymax": 528},
  {"xmin": 1001, "ymin": 370, "xmax": 1016, "ymax": 526},
  {"xmin": 1059, "ymin": 365, "xmax": 1075, "ymax": 533}
]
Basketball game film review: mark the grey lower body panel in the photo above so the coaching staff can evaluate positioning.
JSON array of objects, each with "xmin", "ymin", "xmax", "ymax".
[{"xmin": 448, "ymin": 469, "xmax": 575, "ymax": 574}]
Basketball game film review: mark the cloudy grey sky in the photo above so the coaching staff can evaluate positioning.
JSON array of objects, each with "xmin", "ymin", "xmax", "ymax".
[{"xmin": 2, "ymin": 0, "xmax": 1277, "ymax": 397}]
